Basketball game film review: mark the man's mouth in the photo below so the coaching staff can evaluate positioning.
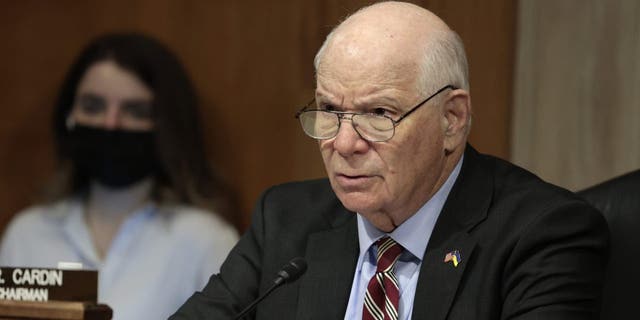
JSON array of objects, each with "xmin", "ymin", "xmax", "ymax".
[{"xmin": 334, "ymin": 173, "xmax": 375, "ymax": 189}]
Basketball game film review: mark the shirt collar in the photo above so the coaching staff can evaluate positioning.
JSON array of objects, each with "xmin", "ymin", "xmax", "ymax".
[
  {"xmin": 63, "ymin": 198, "xmax": 100, "ymax": 267},
  {"xmin": 62, "ymin": 199, "xmax": 157, "ymax": 267},
  {"xmin": 356, "ymin": 155, "xmax": 464, "ymax": 260}
]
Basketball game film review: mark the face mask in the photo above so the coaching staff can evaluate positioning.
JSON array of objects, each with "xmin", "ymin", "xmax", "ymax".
[{"xmin": 68, "ymin": 125, "xmax": 157, "ymax": 189}]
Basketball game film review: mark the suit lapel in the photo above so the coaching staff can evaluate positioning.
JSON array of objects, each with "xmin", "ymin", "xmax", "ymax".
[
  {"xmin": 295, "ymin": 145, "xmax": 492, "ymax": 320},
  {"xmin": 412, "ymin": 232, "xmax": 476, "ymax": 320},
  {"xmin": 296, "ymin": 207, "xmax": 359, "ymax": 319},
  {"xmin": 412, "ymin": 145, "xmax": 493, "ymax": 320}
]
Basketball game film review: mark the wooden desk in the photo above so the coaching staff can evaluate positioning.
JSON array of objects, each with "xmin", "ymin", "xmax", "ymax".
[{"xmin": 0, "ymin": 300, "xmax": 111, "ymax": 320}]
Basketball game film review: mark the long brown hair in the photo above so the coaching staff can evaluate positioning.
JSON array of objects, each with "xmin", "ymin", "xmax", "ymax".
[{"xmin": 45, "ymin": 33, "xmax": 239, "ymax": 227}]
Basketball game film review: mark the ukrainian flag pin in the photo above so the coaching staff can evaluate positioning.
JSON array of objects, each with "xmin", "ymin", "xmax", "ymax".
[{"xmin": 444, "ymin": 250, "xmax": 462, "ymax": 267}]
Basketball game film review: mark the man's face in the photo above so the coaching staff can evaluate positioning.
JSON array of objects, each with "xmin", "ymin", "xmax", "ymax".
[{"xmin": 316, "ymin": 47, "xmax": 452, "ymax": 230}]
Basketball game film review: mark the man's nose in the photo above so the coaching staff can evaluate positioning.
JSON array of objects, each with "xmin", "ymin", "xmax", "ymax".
[{"xmin": 333, "ymin": 117, "xmax": 369, "ymax": 156}]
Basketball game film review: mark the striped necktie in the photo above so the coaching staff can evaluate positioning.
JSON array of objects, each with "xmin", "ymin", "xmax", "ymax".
[{"xmin": 363, "ymin": 237, "xmax": 404, "ymax": 320}]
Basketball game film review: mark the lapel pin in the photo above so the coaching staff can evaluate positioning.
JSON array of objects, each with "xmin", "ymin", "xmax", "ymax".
[{"xmin": 444, "ymin": 250, "xmax": 462, "ymax": 267}]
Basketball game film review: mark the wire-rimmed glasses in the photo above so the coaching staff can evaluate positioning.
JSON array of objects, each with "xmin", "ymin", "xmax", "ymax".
[{"xmin": 295, "ymin": 85, "xmax": 455, "ymax": 142}]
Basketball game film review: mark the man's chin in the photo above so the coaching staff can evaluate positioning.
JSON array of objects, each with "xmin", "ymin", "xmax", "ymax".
[{"xmin": 335, "ymin": 192, "xmax": 381, "ymax": 214}]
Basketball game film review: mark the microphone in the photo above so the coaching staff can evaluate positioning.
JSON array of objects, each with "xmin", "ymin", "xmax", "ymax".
[{"xmin": 233, "ymin": 257, "xmax": 307, "ymax": 320}]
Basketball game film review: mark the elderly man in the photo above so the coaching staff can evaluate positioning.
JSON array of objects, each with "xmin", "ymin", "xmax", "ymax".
[{"xmin": 172, "ymin": 2, "xmax": 608, "ymax": 319}]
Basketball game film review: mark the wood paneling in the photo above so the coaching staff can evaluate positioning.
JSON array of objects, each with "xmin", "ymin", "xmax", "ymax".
[{"xmin": 0, "ymin": 0, "xmax": 515, "ymax": 231}]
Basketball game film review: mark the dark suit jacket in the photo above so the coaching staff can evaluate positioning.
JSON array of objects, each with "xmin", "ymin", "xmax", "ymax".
[{"xmin": 171, "ymin": 146, "xmax": 608, "ymax": 320}]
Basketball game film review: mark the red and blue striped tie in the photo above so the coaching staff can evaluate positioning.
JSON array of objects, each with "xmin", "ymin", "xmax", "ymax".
[{"xmin": 363, "ymin": 237, "xmax": 404, "ymax": 320}]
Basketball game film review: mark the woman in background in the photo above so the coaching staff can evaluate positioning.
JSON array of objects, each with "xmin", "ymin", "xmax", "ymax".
[{"xmin": 0, "ymin": 33, "xmax": 239, "ymax": 320}]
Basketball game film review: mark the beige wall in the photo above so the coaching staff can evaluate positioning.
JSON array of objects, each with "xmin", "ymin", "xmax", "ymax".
[{"xmin": 513, "ymin": 0, "xmax": 640, "ymax": 191}]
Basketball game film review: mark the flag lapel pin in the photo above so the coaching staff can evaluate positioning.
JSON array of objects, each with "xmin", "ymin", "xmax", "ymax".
[{"xmin": 444, "ymin": 250, "xmax": 462, "ymax": 267}]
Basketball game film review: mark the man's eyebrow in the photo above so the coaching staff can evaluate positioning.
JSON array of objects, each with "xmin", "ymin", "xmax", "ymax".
[
  {"xmin": 315, "ymin": 92, "xmax": 342, "ymax": 106},
  {"xmin": 353, "ymin": 95, "xmax": 401, "ymax": 108}
]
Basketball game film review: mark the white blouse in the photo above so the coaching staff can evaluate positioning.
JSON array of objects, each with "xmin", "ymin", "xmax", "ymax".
[{"xmin": 0, "ymin": 199, "xmax": 239, "ymax": 320}]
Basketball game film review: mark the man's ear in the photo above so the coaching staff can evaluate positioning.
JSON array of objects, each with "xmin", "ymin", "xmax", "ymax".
[{"xmin": 442, "ymin": 89, "xmax": 471, "ymax": 152}]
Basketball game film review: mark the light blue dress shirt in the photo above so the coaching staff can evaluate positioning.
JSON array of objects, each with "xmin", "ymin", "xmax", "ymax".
[
  {"xmin": 0, "ymin": 199, "xmax": 238, "ymax": 320},
  {"xmin": 344, "ymin": 156, "xmax": 463, "ymax": 320}
]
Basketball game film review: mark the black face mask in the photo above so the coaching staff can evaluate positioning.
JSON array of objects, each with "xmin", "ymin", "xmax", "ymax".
[{"xmin": 68, "ymin": 125, "xmax": 158, "ymax": 189}]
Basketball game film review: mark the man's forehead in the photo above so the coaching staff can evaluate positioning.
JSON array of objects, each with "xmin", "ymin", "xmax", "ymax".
[
  {"xmin": 316, "ymin": 46, "xmax": 421, "ymax": 92},
  {"xmin": 316, "ymin": 64, "xmax": 414, "ymax": 90},
  {"xmin": 325, "ymin": 22, "xmax": 422, "ymax": 61},
  {"xmin": 315, "ymin": 74, "xmax": 419, "ymax": 109},
  {"xmin": 316, "ymin": 16, "xmax": 438, "ymax": 79}
]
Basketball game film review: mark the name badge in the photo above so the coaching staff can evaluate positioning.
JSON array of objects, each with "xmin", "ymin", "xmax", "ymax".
[{"xmin": 0, "ymin": 267, "xmax": 97, "ymax": 303}]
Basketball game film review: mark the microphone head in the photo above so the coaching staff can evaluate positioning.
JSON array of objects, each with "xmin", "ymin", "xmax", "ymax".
[{"xmin": 276, "ymin": 257, "xmax": 307, "ymax": 284}]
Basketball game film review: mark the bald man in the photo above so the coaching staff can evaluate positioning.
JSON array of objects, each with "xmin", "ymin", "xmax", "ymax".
[{"xmin": 171, "ymin": 2, "xmax": 608, "ymax": 319}]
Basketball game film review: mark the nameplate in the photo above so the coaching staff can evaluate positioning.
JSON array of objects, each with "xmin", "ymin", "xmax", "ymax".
[{"xmin": 0, "ymin": 267, "xmax": 97, "ymax": 303}]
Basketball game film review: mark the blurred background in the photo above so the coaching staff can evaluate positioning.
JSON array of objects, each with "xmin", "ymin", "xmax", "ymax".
[{"xmin": 0, "ymin": 0, "xmax": 638, "ymax": 232}]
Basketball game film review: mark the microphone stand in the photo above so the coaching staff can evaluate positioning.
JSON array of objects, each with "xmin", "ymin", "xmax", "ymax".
[
  {"xmin": 233, "ymin": 257, "xmax": 306, "ymax": 320},
  {"xmin": 233, "ymin": 279, "xmax": 284, "ymax": 320}
]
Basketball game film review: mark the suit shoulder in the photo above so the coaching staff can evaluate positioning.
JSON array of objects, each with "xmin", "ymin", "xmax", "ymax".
[
  {"xmin": 467, "ymin": 151, "xmax": 608, "ymax": 253},
  {"xmin": 259, "ymin": 178, "xmax": 336, "ymax": 208},
  {"xmin": 263, "ymin": 178, "xmax": 333, "ymax": 196},
  {"xmin": 482, "ymin": 154, "xmax": 584, "ymax": 206},
  {"xmin": 470, "ymin": 153, "xmax": 604, "ymax": 233},
  {"xmin": 251, "ymin": 178, "xmax": 347, "ymax": 232}
]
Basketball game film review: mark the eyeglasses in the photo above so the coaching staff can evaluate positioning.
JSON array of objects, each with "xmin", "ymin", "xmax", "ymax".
[{"xmin": 295, "ymin": 85, "xmax": 456, "ymax": 142}]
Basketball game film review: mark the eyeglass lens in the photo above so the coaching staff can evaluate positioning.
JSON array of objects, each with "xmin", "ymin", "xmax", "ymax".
[{"xmin": 298, "ymin": 111, "xmax": 395, "ymax": 142}]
